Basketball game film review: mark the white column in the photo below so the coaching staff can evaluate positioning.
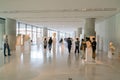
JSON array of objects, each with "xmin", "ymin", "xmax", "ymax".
[
  {"xmin": 77, "ymin": 27, "xmax": 82, "ymax": 38},
  {"xmin": 5, "ymin": 18, "xmax": 16, "ymax": 50},
  {"xmin": 84, "ymin": 18, "xmax": 96, "ymax": 37},
  {"xmin": 43, "ymin": 27, "xmax": 48, "ymax": 38},
  {"xmin": 57, "ymin": 31, "xmax": 60, "ymax": 41},
  {"xmin": 65, "ymin": 33, "xmax": 67, "ymax": 38},
  {"xmin": 73, "ymin": 31, "xmax": 76, "ymax": 39}
]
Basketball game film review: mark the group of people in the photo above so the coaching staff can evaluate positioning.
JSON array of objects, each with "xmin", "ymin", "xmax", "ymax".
[
  {"xmin": 44, "ymin": 36, "xmax": 97, "ymax": 62},
  {"xmin": 3, "ymin": 34, "xmax": 115, "ymax": 61},
  {"xmin": 66, "ymin": 37, "xmax": 97, "ymax": 62},
  {"xmin": 84, "ymin": 37, "xmax": 97, "ymax": 62},
  {"xmin": 43, "ymin": 37, "xmax": 53, "ymax": 51}
]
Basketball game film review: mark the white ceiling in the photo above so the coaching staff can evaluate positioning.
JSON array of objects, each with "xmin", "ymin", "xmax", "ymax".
[{"xmin": 0, "ymin": 0, "xmax": 120, "ymax": 32}]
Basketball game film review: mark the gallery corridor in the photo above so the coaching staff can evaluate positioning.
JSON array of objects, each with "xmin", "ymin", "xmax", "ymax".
[{"xmin": 0, "ymin": 43, "xmax": 120, "ymax": 80}]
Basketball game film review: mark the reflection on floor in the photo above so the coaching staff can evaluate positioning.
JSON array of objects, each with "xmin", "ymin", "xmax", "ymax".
[{"xmin": 0, "ymin": 44, "xmax": 120, "ymax": 80}]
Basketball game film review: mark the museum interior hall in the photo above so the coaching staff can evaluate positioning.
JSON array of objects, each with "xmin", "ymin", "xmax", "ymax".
[{"xmin": 0, "ymin": 0, "xmax": 120, "ymax": 80}]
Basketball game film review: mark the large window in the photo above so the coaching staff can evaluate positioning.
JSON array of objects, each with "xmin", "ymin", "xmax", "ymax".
[
  {"xmin": 60, "ymin": 32, "xmax": 65, "ymax": 39},
  {"xmin": 16, "ymin": 22, "xmax": 19, "ymax": 35},
  {"xmin": 48, "ymin": 29, "xmax": 57, "ymax": 38},
  {"xmin": 26, "ymin": 25, "xmax": 32, "ymax": 39},
  {"xmin": 16, "ymin": 22, "xmax": 43, "ymax": 44},
  {"xmin": 37, "ymin": 27, "xmax": 43, "ymax": 38},
  {"xmin": 19, "ymin": 23, "xmax": 26, "ymax": 35},
  {"xmin": 32, "ymin": 27, "xmax": 36, "ymax": 44}
]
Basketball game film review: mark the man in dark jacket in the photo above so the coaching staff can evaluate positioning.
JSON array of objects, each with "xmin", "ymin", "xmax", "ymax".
[
  {"xmin": 67, "ymin": 37, "xmax": 72, "ymax": 54},
  {"xmin": 75, "ymin": 38, "xmax": 80, "ymax": 54},
  {"xmin": 4, "ymin": 35, "xmax": 11, "ymax": 56},
  {"xmin": 48, "ymin": 37, "xmax": 53, "ymax": 51},
  {"xmin": 92, "ymin": 38, "xmax": 97, "ymax": 60}
]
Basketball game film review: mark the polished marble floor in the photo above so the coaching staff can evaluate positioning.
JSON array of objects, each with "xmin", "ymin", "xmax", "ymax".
[{"xmin": 0, "ymin": 44, "xmax": 120, "ymax": 80}]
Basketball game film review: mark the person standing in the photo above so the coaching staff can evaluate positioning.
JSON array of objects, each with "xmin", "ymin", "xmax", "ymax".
[
  {"xmin": 67, "ymin": 37, "xmax": 72, "ymax": 54},
  {"xmin": 4, "ymin": 35, "xmax": 11, "ymax": 56},
  {"xmin": 91, "ymin": 38, "xmax": 97, "ymax": 60},
  {"xmin": 44, "ymin": 38, "xmax": 47, "ymax": 49},
  {"xmin": 48, "ymin": 37, "xmax": 53, "ymax": 51},
  {"xmin": 75, "ymin": 38, "xmax": 80, "ymax": 54}
]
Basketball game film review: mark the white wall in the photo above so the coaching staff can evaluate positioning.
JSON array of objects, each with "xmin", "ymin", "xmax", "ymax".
[
  {"xmin": 96, "ymin": 13, "xmax": 120, "ymax": 52},
  {"xmin": 115, "ymin": 13, "xmax": 120, "ymax": 48}
]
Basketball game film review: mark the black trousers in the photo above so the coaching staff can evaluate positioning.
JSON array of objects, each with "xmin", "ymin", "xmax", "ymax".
[
  {"xmin": 4, "ymin": 43, "xmax": 10, "ymax": 56},
  {"xmin": 68, "ymin": 46, "xmax": 71, "ymax": 53},
  {"xmin": 44, "ymin": 45, "xmax": 47, "ymax": 49},
  {"xmin": 92, "ymin": 47, "xmax": 96, "ymax": 59},
  {"xmin": 48, "ymin": 44, "xmax": 52, "ymax": 50},
  {"xmin": 75, "ymin": 46, "xmax": 79, "ymax": 53}
]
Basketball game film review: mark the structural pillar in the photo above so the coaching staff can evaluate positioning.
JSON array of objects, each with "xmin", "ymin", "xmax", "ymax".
[
  {"xmin": 73, "ymin": 31, "xmax": 76, "ymax": 39},
  {"xmin": 0, "ymin": 18, "xmax": 5, "ymax": 49},
  {"xmin": 84, "ymin": 18, "xmax": 96, "ymax": 38},
  {"xmin": 43, "ymin": 27, "xmax": 48, "ymax": 38},
  {"xmin": 5, "ymin": 18, "xmax": 16, "ymax": 50},
  {"xmin": 57, "ymin": 31, "xmax": 60, "ymax": 41},
  {"xmin": 77, "ymin": 27, "xmax": 82, "ymax": 38}
]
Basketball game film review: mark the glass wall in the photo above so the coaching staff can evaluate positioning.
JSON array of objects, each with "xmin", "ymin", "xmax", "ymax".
[
  {"xmin": 48, "ymin": 29, "xmax": 57, "ymax": 38},
  {"xmin": 32, "ymin": 27, "xmax": 36, "ymax": 44},
  {"xmin": 16, "ymin": 22, "xmax": 70, "ymax": 45},
  {"xmin": 60, "ymin": 32, "xmax": 65, "ymax": 39},
  {"xmin": 19, "ymin": 23, "xmax": 26, "ymax": 35},
  {"xmin": 16, "ymin": 22, "xmax": 43, "ymax": 44},
  {"xmin": 48, "ymin": 29, "xmax": 54, "ymax": 38},
  {"xmin": 26, "ymin": 25, "xmax": 32, "ymax": 38}
]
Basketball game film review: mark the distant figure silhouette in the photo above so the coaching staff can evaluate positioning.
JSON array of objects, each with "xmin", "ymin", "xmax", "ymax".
[
  {"xmin": 4, "ymin": 35, "xmax": 11, "ymax": 56},
  {"xmin": 44, "ymin": 38, "xmax": 47, "ymax": 49},
  {"xmin": 67, "ymin": 37, "xmax": 72, "ymax": 54},
  {"xmin": 91, "ymin": 38, "xmax": 97, "ymax": 60},
  {"xmin": 48, "ymin": 37, "xmax": 53, "ymax": 51},
  {"xmin": 74, "ymin": 38, "xmax": 80, "ymax": 54}
]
